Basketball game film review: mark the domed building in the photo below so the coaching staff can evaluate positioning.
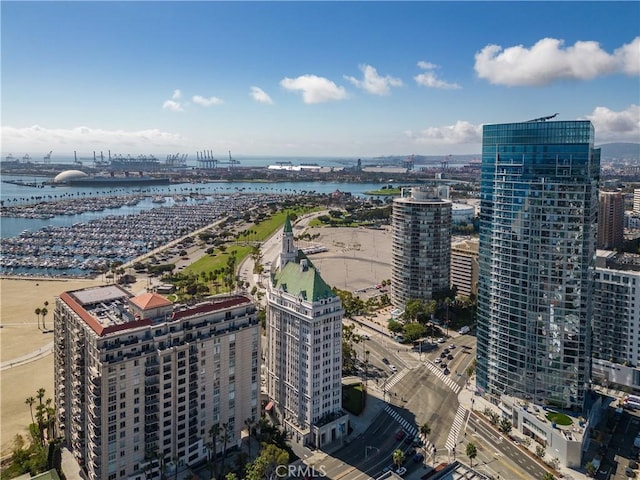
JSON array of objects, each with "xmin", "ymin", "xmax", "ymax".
[{"xmin": 53, "ymin": 170, "xmax": 89, "ymax": 184}]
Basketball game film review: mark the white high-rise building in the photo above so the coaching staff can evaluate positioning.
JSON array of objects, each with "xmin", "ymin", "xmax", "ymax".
[
  {"xmin": 390, "ymin": 186, "xmax": 452, "ymax": 309},
  {"xmin": 634, "ymin": 188, "xmax": 640, "ymax": 213},
  {"xmin": 592, "ymin": 251, "xmax": 640, "ymax": 391},
  {"xmin": 265, "ymin": 215, "xmax": 348, "ymax": 449},
  {"xmin": 54, "ymin": 285, "xmax": 259, "ymax": 480}
]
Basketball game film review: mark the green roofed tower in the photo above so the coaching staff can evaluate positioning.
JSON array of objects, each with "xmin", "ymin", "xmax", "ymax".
[{"xmin": 265, "ymin": 215, "xmax": 348, "ymax": 449}]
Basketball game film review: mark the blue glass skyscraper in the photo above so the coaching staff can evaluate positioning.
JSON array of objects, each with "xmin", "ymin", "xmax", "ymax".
[{"xmin": 476, "ymin": 120, "xmax": 600, "ymax": 410}]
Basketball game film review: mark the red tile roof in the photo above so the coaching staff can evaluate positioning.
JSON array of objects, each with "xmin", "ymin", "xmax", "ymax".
[{"xmin": 130, "ymin": 293, "xmax": 172, "ymax": 310}]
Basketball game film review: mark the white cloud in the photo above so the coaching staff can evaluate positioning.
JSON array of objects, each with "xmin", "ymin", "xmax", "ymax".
[
  {"xmin": 280, "ymin": 74, "xmax": 348, "ymax": 104},
  {"xmin": 475, "ymin": 36, "xmax": 640, "ymax": 86},
  {"xmin": 405, "ymin": 120, "xmax": 481, "ymax": 145},
  {"xmin": 172, "ymin": 89, "xmax": 182, "ymax": 100},
  {"xmin": 617, "ymin": 37, "xmax": 640, "ymax": 75},
  {"xmin": 583, "ymin": 104, "xmax": 640, "ymax": 142},
  {"xmin": 192, "ymin": 95, "xmax": 223, "ymax": 107},
  {"xmin": 162, "ymin": 100, "xmax": 183, "ymax": 112},
  {"xmin": 250, "ymin": 86, "xmax": 274, "ymax": 104},
  {"xmin": 414, "ymin": 61, "xmax": 461, "ymax": 89},
  {"xmin": 344, "ymin": 64, "xmax": 403, "ymax": 95},
  {"xmin": 1, "ymin": 125, "xmax": 187, "ymax": 153}
]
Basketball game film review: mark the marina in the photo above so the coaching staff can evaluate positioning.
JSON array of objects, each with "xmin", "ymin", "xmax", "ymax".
[
  {"xmin": 0, "ymin": 175, "xmax": 391, "ymax": 279},
  {"xmin": 0, "ymin": 192, "xmax": 284, "ymax": 278}
]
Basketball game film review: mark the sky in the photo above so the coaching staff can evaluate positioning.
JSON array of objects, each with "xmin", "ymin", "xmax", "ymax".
[{"xmin": 1, "ymin": 1, "xmax": 639, "ymax": 159}]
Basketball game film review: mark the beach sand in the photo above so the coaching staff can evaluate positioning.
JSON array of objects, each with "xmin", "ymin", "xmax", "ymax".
[
  {"xmin": 0, "ymin": 226, "xmax": 393, "ymax": 457},
  {"xmin": 1, "ymin": 277, "xmax": 103, "ymax": 456}
]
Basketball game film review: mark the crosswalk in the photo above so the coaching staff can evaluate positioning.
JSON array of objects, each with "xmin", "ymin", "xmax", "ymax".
[
  {"xmin": 445, "ymin": 404, "xmax": 467, "ymax": 452},
  {"xmin": 384, "ymin": 404, "xmax": 418, "ymax": 438},
  {"xmin": 385, "ymin": 367, "xmax": 411, "ymax": 390},
  {"xmin": 383, "ymin": 405, "xmax": 435, "ymax": 455},
  {"xmin": 424, "ymin": 361, "xmax": 461, "ymax": 394}
]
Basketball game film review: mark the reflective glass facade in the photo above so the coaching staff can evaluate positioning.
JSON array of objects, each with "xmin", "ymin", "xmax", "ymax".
[{"xmin": 477, "ymin": 121, "xmax": 600, "ymax": 410}]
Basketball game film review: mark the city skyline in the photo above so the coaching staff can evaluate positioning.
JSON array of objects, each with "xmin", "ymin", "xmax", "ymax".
[{"xmin": 2, "ymin": 1, "xmax": 639, "ymax": 157}]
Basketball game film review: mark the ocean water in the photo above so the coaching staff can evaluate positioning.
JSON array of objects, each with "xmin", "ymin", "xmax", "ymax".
[{"xmin": 0, "ymin": 176, "xmax": 389, "ymax": 239}]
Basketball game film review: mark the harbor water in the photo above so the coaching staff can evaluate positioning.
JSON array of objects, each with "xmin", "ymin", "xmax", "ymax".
[{"xmin": 0, "ymin": 175, "xmax": 392, "ymax": 278}]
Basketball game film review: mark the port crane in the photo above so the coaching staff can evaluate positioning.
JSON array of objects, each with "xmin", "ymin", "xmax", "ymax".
[
  {"xmin": 166, "ymin": 153, "xmax": 188, "ymax": 166},
  {"xmin": 196, "ymin": 150, "xmax": 240, "ymax": 169},
  {"xmin": 43, "ymin": 151, "xmax": 53, "ymax": 163}
]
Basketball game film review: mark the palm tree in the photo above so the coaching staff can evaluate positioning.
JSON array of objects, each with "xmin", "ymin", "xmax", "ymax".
[
  {"xmin": 25, "ymin": 396, "xmax": 35, "ymax": 426},
  {"xmin": 40, "ymin": 307, "xmax": 49, "ymax": 331},
  {"xmin": 207, "ymin": 424, "xmax": 220, "ymax": 474},
  {"xmin": 392, "ymin": 449, "xmax": 405, "ymax": 470},
  {"xmin": 244, "ymin": 417, "xmax": 256, "ymax": 458},
  {"xmin": 466, "ymin": 442, "xmax": 478, "ymax": 467},
  {"xmin": 419, "ymin": 422, "xmax": 431, "ymax": 439},
  {"xmin": 35, "ymin": 308, "xmax": 41, "ymax": 330},
  {"xmin": 218, "ymin": 423, "xmax": 231, "ymax": 478}
]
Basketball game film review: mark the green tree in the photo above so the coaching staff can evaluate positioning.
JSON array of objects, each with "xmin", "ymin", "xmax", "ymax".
[
  {"xmin": 403, "ymin": 299, "xmax": 424, "ymax": 323},
  {"xmin": 207, "ymin": 424, "xmax": 220, "ymax": 474},
  {"xmin": 466, "ymin": 442, "xmax": 478, "ymax": 467},
  {"xmin": 388, "ymin": 319, "xmax": 404, "ymax": 333},
  {"xmin": 244, "ymin": 417, "xmax": 256, "ymax": 458},
  {"xmin": 245, "ymin": 443, "xmax": 289, "ymax": 480},
  {"xmin": 585, "ymin": 461, "xmax": 596, "ymax": 477},
  {"xmin": 25, "ymin": 396, "xmax": 36, "ymax": 427},
  {"xmin": 218, "ymin": 423, "xmax": 231, "ymax": 478},
  {"xmin": 392, "ymin": 449, "xmax": 405, "ymax": 469},
  {"xmin": 35, "ymin": 308, "xmax": 41, "ymax": 330},
  {"xmin": 541, "ymin": 473, "xmax": 556, "ymax": 480},
  {"xmin": 535, "ymin": 445, "xmax": 546, "ymax": 459},
  {"xmin": 499, "ymin": 418, "xmax": 512, "ymax": 435},
  {"xmin": 403, "ymin": 322, "xmax": 427, "ymax": 342},
  {"xmin": 420, "ymin": 422, "xmax": 431, "ymax": 439}
]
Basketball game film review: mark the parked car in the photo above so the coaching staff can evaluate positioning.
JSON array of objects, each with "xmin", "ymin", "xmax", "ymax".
[
  {"xmin": 437, "ymin": 338, "xmax": 446, "ymax": 343},
  {"xmin": 449, "ymin": 344, "xmax": 456, "ymax": 349},
  {"xmin": 414, "ymin": 452, "xmax": 425, "ymax": 463},
  {"xmin": 389, "ymin": 365, "xmax": 398, "ymax": 373},
  {"xmin": 434, "ymin": 358, "xmax": 442, "ymax": 364},
  {"xmin": 447, "ymin": 354, "xmax": 453, "ymax": 360},
  {"xmin": 382, "ymin": 357, "xmax": 390, "ymax": 365},
  {"xmin": 404, "ymin": 434, "xmax": 414, "ymax": 445}
]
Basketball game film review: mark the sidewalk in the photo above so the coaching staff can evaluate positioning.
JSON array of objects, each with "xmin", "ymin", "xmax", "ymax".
[
  {"xmin": 0, "ymin": 341, "xmax": 53, "ymax": 371},
  {"xmin": 457, "ymin": 377, "xmax": 588, "ymax": 480}
]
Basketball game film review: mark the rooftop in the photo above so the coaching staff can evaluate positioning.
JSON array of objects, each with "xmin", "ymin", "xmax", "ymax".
[{"xmin": 273, "ymin": 258, "xmax": 335, "ymax": 302}]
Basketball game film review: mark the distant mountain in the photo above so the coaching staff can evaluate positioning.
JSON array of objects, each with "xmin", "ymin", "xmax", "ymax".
[{"xmin": 597, "ymin": 142, "xmax": 640, "ymax": 161}]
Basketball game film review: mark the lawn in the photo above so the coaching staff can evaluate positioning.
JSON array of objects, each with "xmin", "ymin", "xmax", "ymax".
[
  {"xmin": 183, "ymin": 206, "xmax": 319, "ymax": 282},
  {"xmin": 546, "ymin": 411, "xmax": 573, "ymax": 426}
]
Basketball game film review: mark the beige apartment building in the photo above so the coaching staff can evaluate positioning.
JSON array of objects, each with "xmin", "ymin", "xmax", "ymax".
[
  {"xmin": 54, "ymin": 285, "xmax": 259, "ymax": 480},
  {"xmin": 450, "ymin": 238, "xmax": 479, "ymax": 298}
]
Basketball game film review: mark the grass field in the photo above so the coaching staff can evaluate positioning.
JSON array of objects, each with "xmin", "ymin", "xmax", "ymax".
[{"xmin": 182, "ymin": 207, "xmax": 319, "ymax": 289}]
